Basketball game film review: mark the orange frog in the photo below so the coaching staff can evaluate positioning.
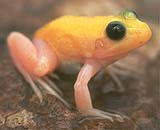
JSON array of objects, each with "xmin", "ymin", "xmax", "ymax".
[{"xmin": 7, "ymin": 10, "xmax": 151, "ymax": 122}]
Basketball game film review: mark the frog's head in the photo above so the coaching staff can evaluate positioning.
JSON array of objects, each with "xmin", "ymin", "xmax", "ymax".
[{"xmin": 93, "ymin": 10, "xmax": 152, "ymax": 62}]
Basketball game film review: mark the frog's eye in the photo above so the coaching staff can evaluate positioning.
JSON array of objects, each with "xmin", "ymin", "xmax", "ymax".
[{"xmin": 106, "ymin": 21, "xmax": 126, "ymax": 40}]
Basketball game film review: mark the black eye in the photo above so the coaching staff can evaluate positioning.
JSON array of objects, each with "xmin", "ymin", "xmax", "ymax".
[{"xmin": 106, "ymin": 21, "xmax": 126, "ymax": 40}]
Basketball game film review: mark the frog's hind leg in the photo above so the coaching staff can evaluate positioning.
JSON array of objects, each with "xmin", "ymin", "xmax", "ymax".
[
  {"xmin": 6, "ymin": 38, "xmax": 43, "ymax": 102},
  {"xmin": 7, "ymin": 32, "xmax": 58, "ymax": 77},
  {"xmin": 7, "ymin": 32, "xmax": 68, "ymax": 106}
]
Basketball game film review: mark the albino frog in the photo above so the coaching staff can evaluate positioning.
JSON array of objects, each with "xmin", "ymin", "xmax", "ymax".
[{"xmin": 7, "ymin": 10, "xmax": 151, "ymax": 122}]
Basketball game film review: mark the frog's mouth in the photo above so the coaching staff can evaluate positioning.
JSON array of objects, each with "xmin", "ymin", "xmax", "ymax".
[
  {"xmin": 93, "ymin": 16, "xmax": 152, "ymax": 61},
  {"xmin": 93, "ymin": 27, "xmax": 151, "ymax": 62}
]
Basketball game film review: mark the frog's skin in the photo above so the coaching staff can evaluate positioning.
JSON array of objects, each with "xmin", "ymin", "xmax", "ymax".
[{"xmin": 7, "ymin": 10, "xmax": 151, "ymax": 122}]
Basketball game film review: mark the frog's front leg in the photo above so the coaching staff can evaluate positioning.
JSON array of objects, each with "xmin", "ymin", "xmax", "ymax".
[
  {"xmin": 74, "ymin": 60, "xmax": 124, "ymax": 122},
  {"xmin": 7, "ymin": 32, "xmax": 69, "ymax": 107}
]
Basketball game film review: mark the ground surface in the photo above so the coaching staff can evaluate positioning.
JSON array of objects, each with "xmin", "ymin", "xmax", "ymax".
[{"xmin": 0, "ymin": 0, "xmax": 159, "ymax": 130}]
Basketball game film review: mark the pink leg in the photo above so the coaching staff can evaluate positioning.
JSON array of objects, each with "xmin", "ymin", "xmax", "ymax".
[
  {"xmin": 7, "ymin": 32, "xmax": 57, "ymax": 77},
  {"xmin": 7, "ymin": 32, "xmax": 69, "ymax": 107},
  {"xmin": 74, "ymin": 61, "xmax": 124, "ymax": 122}
]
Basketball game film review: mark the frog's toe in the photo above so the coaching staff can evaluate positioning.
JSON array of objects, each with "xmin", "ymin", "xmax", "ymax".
[
  {"xmin": 81, "ymin": 108, "xmax": 125, "ymax": 123},
  {"xmin": 43, "ymin": 76, "xmax": 63, "ymax": 96},
  {"xmin": 35, "ymin": 77, "xmax": 70, "ymax": 108}
]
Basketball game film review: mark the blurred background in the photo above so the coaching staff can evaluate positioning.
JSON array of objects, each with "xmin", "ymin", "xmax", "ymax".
[{"xmin": 0, "ymin": 0, "xmax": 159, "ymax": 130}]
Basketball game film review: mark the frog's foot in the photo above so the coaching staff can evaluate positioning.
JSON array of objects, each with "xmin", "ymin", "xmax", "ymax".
[
  {"xmin": 43, "ymin": 75, "xmax": 63, "ymax": 96},
  {"xmin": 7, "ymin": 32, "xmax": 69, "ymax": 108},
  {"xmin": 81, "ymin": 108, "xmax": 124, "ymax": 122},
  {"xmin": 106, "ymin": 61, "xmax": 142, "ymax": 93},
  {"xmin": 106, "ymin": 68, "xmax": 125, "ymax": 93},
  {"xmin": 34, "ymin": 77, "xmax": 70, "ymax": 108},
  {"xmin": 23, "ymin": 71, "xmax": 43, "ymax": 103},
  {"xmin": 20, "ymin": 72, "xmax": 69, "ymax": 108},
  {"xmin": 109, "ymin": 61, "xmax": 141, "ymax": 78}
]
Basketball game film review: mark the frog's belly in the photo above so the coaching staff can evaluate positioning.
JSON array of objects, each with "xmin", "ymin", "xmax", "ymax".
[{"xmin": 57, "ymin": 60, "xmax": 83, "ymax": 75}]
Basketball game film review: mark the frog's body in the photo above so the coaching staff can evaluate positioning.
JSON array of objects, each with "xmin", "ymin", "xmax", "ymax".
[
  {"xmin": 35, "ymin": 15, "xmax": 151, "ymax": 62},
  {"xmin": 35, "ymin": 16, "xmax": 110, "ymax": 61},
  {"xmin": 7, "ymin": 10, "xmax": 152, "ymax": 122}
]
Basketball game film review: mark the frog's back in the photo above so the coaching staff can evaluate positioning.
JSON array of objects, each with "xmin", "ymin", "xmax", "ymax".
[{"xmin": 34, "ymin": 16, "xmax": 108, "ymax": 61}]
